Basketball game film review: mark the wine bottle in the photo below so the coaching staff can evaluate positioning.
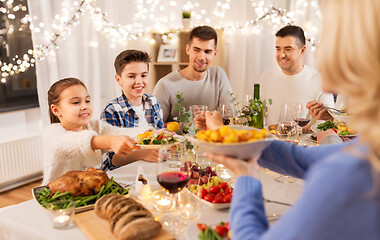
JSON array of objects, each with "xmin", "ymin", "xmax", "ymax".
[{"xmin": 253, "ymin": 84, "xmax": 264, "ymax": 129}]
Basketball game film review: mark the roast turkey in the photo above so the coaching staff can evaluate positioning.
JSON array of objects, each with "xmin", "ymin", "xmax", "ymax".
[{"xmin": 48, "ymin": 168, "xmax": 109, "ymax": 197}]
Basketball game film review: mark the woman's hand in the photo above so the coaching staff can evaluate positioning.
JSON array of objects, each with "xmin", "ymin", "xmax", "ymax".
[
  {"xmin": 204, "ymin": 152, "xmax": 260, "ymax": 178},
  {"xmin": 306, "ymin": 101, "xmax": 333, "ymax": 121}
]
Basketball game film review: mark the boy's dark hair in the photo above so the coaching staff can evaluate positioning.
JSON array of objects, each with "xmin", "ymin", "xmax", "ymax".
[
  {"xmin": 189, "ymin": 25, "xmax": 218, "ymax": 48},
  {"xmin": 48, "ymin": 78, "xmax": 87, "ymax": 124},
  {"xmin": 275, "ymin": 25, "xmax": 306, "ymax": 48},
  {"xmin": 114, "ymin": 49, "xmax": 151, "ymax": 76}
]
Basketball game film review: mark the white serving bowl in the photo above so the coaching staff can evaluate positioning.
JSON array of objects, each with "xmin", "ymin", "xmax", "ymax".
[
  {"xmin": 328, "ymin": 110, "xmax": 351, "ymax": 125},
  {"xmin": 186, "ymin": 125, "xmax": 275, "ymax": 160}
]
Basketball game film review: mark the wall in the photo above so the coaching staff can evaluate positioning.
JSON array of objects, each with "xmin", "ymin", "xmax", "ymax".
[{"xmin": 0, "ymin": 108, "xmax": 42, "ymax": 144}]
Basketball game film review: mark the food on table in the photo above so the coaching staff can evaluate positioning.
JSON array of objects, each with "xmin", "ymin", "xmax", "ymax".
[
  {"xmin": 95, "ymin": 194, "xmax": 161, "ymax": 240},
  {"xmin": 48, "ymin": 168, "xmax": 109, "ymax": 197},
  {"xmin": 35, "ymin": 175, "xmax": 129, "ymax": 209},
  {"xmin": 267, "ymin": 124, "xmax": 278, "ymax": 134},
  {"xmin": 136, "ymin": 130, "xmax": 177, "ymax": 145},
  {"xmin": 167, "ymin": 121, "xmax": 180, "ymax": 132},
  {"xmin": 197, "ymin": 221, "xmax": 230, "ymax": 240},
  {"xmin": 195, "ymin": 126, "xmax": 269, "ymax": 143},
  {"xmin": 187, "ymin": 175, "xmax": 233, "ymax": 204},
  {"xmin": 316, "ymin": 121, "xmax": 356, "ymax": 136}
]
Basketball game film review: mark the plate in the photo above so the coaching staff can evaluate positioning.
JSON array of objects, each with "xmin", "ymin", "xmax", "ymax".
[
  {"xmin": 186, "ymin": 126, "xmax": 275, "ymax": 160},
  {"xmin": 184, "ymin": 188, "xmax": 230, "ymax": 209},
  {"xmin": 310, "ymin": 123, "xmax": 358, "ymax": 138},
  {"xmin": 327, "ymin": 109, "xmax": 351, "ymax": 124},
  {"xmin": 32, "ymin": 182, "xmax": 128, "ymax": 213},
  {"xmin": 304, "ymin": 133, "xmax": 317, "ymax": 143},
  {"xmin": 137, "ymin": 135, "xmax": 186, "ymax": 149}
]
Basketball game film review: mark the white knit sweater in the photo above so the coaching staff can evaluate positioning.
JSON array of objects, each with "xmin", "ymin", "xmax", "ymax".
[{"xmin": 41, "ymin": 120, "xmax": 149, "ymax": 185}]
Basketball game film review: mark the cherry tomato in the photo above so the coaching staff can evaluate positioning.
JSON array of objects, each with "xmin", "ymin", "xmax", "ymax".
[
  {"xmin": 215, "ymin": 225, "xmax": 228, "ymax": 237},
  {"xmin": 216, "ymin": 191, "xmax": 224, "ymax": 198},
  {"xmin": 225, "ymin": 222, "xmax": 230, "ymax": 229},
  {"xmin": 212, "ymin": 195, "xmax": 224, "ymax": 204},
  {"xmin": 224, "ymin": 187, "xmax": 233, "ymax": 194},
  {"xmin": 197, "ymin": 188, "xmax": 208, "ymax": 199},
  {"xmin": 332, "ymin": 128, "xmax": 338, "ymax": 133},
  {"xmin": 223, "ymin": 193, "xmax": 232, "ymax": 203},
  {"xmin": 197, "ymin": 223, "xmax": 207, "ymax": 231},
  {"xmin": 209, "ymin": 186, "xmax": 221, "ymax": 194},
  {"xmin": 218, "ymin": 182, "xmax": 229, "ymax": 190},
  {"xmin": 203, "ymin": 194, "xmax": 215, "ymax": 203}
]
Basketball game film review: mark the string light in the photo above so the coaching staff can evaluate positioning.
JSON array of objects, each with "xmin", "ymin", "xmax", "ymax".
[{"xmin": 0, "ymin": 0, "xmax": 321, "ymax": 80}]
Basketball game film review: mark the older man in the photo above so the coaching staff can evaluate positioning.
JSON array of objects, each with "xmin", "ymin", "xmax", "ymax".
[{"xmin": 258, "ymin": 25, "xmax": 334, "ymax": 126}]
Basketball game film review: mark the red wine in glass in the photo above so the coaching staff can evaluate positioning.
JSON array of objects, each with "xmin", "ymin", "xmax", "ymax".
[
  {"xmin": 157, "ymin": 171, "xmax": 190, "ymax": 194},
  {"xmin": 294, "ymin": 117, "xmax": 310, "ymax": 127}
]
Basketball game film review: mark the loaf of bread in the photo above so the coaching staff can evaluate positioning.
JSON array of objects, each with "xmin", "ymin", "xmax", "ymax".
[{"xmin": 95, "ymin": 194, "xmax": 161, "ymax": 240}]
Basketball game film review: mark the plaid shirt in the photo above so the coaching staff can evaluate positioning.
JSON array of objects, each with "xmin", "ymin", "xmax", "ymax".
[{"xmin": 100, "ymin": 93, "xmax": 164, "ymax": 171}]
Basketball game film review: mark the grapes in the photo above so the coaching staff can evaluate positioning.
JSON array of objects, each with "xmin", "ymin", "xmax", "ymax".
[
  {"xmin": 205, "ymin": 166, "xmax": 212, "ymax": 174},
  {"xmin": 201, "ymin": 176, "xmax": 209, "ymax": 184},
  {"xmin": 192, "ymin": 171, "xmax": 200, "ymax": 179},
  {"xmin": 192, "ymin": 165, "xmax": 199, "ymax": 171},
  {"xmin": 211, "ymin": 171, "xmax": 217, "ymax": 176}
]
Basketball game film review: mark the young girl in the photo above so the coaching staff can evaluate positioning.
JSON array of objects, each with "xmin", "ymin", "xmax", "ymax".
[{"xmin": 42, "ymin": 78, "xmax": 150, "ymax": 185}]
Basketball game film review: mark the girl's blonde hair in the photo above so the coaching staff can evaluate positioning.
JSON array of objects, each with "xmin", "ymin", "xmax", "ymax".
[
  {"xmin": 319, "ymin": 0, "xmax": 380, "ymax": 172},
  {"xmin": 47, "ymin": 78, "xmax": 87, "ymax": 124}
]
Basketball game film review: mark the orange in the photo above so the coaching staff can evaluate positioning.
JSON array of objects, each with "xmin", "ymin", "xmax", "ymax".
[{"xmin": 167, "ymin": 122, "xmax": 180, "ymax": 132}]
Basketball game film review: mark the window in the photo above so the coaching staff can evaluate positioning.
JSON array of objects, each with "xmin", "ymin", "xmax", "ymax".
[{"xmin": 0, "ymin": 0, "xmax": 38, "ymax": 113}]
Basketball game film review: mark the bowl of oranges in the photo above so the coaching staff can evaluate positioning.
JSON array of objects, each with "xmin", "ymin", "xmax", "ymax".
[{"xmin": 186, "ymin": 125, "xmax": 275, "ymax": 160}]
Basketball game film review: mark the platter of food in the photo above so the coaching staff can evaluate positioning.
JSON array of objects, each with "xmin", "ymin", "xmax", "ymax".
[
  {"xmin": 32, "ymin": 168, "xmax": 129, "ymax": 213},
  {"xmin": 310, "ymin": 121, "xmax": 357, "ymax": 138},
  {"xmin": 186, "ymin": 125, "xmax": 275, "ymax": 160},
  {"xmin": 136, "ymin": 130, "xmax": 186, "ymax": 149},
  {"xmin": 187, "ymin": 220, "xmax": 230, "ymax": 240}
]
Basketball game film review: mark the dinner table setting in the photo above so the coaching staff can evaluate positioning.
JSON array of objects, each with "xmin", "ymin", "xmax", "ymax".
[{"xmin": 1, "ymin": 107, "xmax": 349, "ymax": 240}]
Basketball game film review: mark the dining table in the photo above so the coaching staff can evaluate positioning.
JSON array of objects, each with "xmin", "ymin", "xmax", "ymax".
[{"xmin": 0, "ymin": 134, "xmax": 315, "ymax": 240}]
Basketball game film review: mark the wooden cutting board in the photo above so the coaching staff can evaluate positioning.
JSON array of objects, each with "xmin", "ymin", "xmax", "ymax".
[{"xmin": 75, "ymin": 210, "xmax": 175, "ymax": 240}]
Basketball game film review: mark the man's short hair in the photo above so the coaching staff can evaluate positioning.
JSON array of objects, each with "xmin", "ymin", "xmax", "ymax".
[
  {"xmin": 189, "ymin": 25, "xmax": 218, "ymax": 48},
  {"xmin": 114, "ymin": 49, "xmax": 151, "ymax": 76},
  {"xmin": 275, "ymin": 25, "xmax": 306, "ymax": 48}
]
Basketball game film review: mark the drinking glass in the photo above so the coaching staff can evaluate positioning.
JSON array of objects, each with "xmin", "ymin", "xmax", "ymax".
[
  {"xmin": 189, "ymin": 105, "xmax": 208, "ymax": 120},
  {"xmin": 274, "ymin": 104, "xmax": 297, "ymax": 183},
  {"xmin": 218, "ymin": 104, "xmax": 236, "ymax": 125},
  {"xmin": 156, "ymin": 144, "xmax": 190, "ymax": 235},
  {"xmin": 292, "ymin": 103, "xmax": 311, "ymax": 135}
]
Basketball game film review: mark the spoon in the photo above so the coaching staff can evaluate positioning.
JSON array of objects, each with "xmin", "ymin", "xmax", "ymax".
[{"xmin": 321, "ymin": 106, "xmax": 346, "ymax": 115}]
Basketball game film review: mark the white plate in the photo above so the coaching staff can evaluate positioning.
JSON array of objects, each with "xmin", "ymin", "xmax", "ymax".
[
  {"xmin": 186, "ymin": 126, "xmax": 275, "ymax": 160},
  {"xmin": 137, "ymin": 135, "xmax": 186, "ymax": 149},
  {"xmin": 184, "ymin": 187, "xmax": 230, "ymax": 210},
  {"xmin": 304, "ymin": 133, "xmax": 317, "ymax": 143},
  {"xmin": 310, "ymin": 123, "xmax": 357, "ymax": 138}
]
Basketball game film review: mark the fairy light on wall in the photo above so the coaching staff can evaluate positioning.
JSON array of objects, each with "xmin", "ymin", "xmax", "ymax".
[{"xmin": 1, "ymin": 0, "xmax": 321, "ymax": 79}]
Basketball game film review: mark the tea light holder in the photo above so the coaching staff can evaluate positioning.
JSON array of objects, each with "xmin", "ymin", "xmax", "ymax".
[
  {"xmin": 216, "ymin": 164, "xmax": 232, "ymax": 182},
  {"xmin": 47, "ymin": 200, "xmax": 76, "ymax": 229},
  {"xmin": 150, "ymin": 189, "xmax": 175, "ymax": 213}
]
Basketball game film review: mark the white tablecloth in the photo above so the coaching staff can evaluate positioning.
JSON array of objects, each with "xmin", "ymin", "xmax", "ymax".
[{"xmin": 0, "ymin": 160, "xmax": 304, "ymax": 240}]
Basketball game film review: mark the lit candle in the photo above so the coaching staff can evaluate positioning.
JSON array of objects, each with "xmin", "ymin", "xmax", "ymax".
[
  {"xmin": 54, "ymin": 215, "xmax": 70, "ymax": 227},
  {"xmin": 157, "ymin": 197, "xmax": 171, "ymax": 207},
  {"xmin": 220, "ymin": 170, "xmax": 232, "ymax": 182}
]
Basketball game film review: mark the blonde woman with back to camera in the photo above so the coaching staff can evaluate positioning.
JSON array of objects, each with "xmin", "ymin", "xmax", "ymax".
[{"xmin": 203, "ymin": 0, "xmax": 380, "ymax": 239}]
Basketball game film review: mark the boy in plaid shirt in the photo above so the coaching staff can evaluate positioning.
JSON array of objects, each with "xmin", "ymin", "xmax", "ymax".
[{"xmin": 100, "ymin": 50, "xmax": 164, "ymax": 171}]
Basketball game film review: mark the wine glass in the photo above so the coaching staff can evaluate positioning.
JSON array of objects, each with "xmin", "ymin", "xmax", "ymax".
[
  {"xmin": 156, "ymin": 144, "xmax": 190, "ymax": 235},
  {"xmin": 274, "ymin": 104, "xmax": 297, "ymax": 183},
  {"xmin": 293, "ymin": 103, "xmax": 311, "ymax": 135},
  {"xmin": 218, "ymin": 104, "xmax": 236, "ymax": 125}
]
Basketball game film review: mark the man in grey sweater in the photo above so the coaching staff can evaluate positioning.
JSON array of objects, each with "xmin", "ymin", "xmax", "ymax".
[{"xmin": 153, "ymin": 25, "xmax": 233, "ymax": 123}]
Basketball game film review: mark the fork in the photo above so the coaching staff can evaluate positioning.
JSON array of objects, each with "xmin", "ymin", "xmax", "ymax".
[
  {"xmin": 321, "ymin": 106, "xmax": 345, "ymax": 115},
  {"xmin": 264, "ymin": 197, "xmax": 292, "ymax": 206}
]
